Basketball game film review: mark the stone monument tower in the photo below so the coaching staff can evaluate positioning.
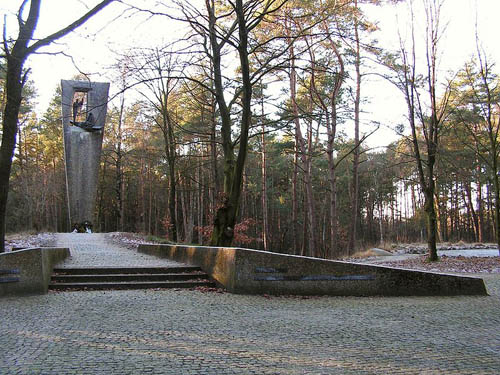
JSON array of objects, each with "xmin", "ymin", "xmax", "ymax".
[{"xmin": 61, "ymin": 80, "xmax": 110, "ymax": 231}]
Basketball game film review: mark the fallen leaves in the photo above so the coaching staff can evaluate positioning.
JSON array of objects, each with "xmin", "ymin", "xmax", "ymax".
[
  {"xmin": 378, "ymin": 255, "xmax": 500, "ymax": 273},
  {"xmin": 5, "ymin": 232, "xmax": 56, "ymax": 251}
]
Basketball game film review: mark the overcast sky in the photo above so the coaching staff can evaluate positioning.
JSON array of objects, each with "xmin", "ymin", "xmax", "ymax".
[{"xmin": 2, "ymin": 0, "xmax": 500, "ymax": 148}]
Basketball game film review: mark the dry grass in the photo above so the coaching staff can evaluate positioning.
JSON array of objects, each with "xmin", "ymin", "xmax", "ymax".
[{"xmin": 5, "ymin": 230, "xmax": 39, "ymax": 240}]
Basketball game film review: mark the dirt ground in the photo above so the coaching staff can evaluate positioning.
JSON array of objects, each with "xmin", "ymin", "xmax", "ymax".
[{"xmin": 373, "ymin": 254, "xmax": 500, "ymax": 273}]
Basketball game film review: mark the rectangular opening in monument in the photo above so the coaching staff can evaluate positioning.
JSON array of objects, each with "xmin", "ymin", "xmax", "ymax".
[{"xmin": 72, "ymin": 90, "xmax": 89, "ymax": 123}]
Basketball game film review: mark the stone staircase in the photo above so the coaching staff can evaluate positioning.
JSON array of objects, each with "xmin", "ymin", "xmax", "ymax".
[{"xmin": 49, "ymin": 266, "xmax": 216, "ymax": 291}]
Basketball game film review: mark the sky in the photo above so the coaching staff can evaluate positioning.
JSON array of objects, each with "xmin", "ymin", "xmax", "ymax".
[
  {"xmin": 360, "ymin": 0, "xmax": 500, "ymax": 148},
  {"xmin": 2, "ymin": 0, "xmax": 500, "ymax": 149}
]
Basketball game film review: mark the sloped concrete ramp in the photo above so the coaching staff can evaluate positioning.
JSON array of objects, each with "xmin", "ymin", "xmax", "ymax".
[{"xmin": 138, "ymin": 244, "xmax": 487, "ymax": 296}]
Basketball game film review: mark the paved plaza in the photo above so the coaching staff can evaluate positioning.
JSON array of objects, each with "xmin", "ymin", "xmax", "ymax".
[{"xmin": 1, "ymin": 234, "xmax": 499, "ymax": 374}]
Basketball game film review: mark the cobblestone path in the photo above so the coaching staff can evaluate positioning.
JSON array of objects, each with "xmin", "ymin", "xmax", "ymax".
[
  {"xmin": 54, "ymin": 233, "xmax": 186, "ymax": 268},
  {"xmin": 1, "ymin": 234, "xmax": 499, "ymax": 374}
]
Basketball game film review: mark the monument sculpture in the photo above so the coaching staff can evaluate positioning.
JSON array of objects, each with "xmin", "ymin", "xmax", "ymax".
[{"xmin": 61, "ymin": 80, "xmax": 110, "ymax": 232}]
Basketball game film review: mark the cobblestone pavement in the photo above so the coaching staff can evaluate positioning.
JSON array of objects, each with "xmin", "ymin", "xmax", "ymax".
[
  {"xmin": 1, "ymin": 234, "xmax": 499, "ymax": 374},
  {"xmin": 54, "ymin": 233, "xmax": 186, "ymax": 268}
]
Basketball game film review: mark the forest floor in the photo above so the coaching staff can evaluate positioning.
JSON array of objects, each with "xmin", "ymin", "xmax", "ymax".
[
  {"xmin": 361, "ymin": 254, "xmax": 500, "ymax": 274},
  {"xmin": 350, "ymin": 242, "xmax": 500, "ymax": 274},
  {"xmin": 382, "ymin": 241, "xmax": 497, "ymax": 254},
  {"xmin": 4, "ymin": 232, "xmax": 56, "ymax": 251},
  {"xmin": 4, "ymin": 231, "xmax": 500, "ymax": 274}
]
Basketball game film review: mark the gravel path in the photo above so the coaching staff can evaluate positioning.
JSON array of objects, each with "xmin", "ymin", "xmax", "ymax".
[
  {"xmin": 1, "ymin": 234, "xmax": 499, "ymax": 374},
  {"xmin": 55, "ymin": 233, "xmax": 186, "ymax": 268}
]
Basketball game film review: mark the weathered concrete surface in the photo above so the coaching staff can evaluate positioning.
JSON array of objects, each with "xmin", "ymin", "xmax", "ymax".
[
  {"xmin": 138, "ymin": 244, "xmax": 487, "ymax": 296},
  {"xmin": 0, "ymin": 247, "xmax": 70, "ymax": 297},
  {"xmin": 61, "ymin": 80, "xmax": 109, "ymax": 226}
]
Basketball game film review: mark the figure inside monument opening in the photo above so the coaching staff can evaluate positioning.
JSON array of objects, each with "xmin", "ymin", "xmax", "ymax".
[
  {"xmin": 72, "ymin": 91, "xmax": 87, "ymax": 122},
  {"xmin": 70, "ymin": 90, "xmax": 103, "ymax": 132},
  {"xmin": 72, "ymin": 98, "xmax": 83, "ymax": 122}
]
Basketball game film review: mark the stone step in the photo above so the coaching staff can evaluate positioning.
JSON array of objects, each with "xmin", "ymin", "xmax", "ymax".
[
  {"xmin": 51, "ymin": 273, "xmax": 206, "ymax": 283},
  {"xmin": 52, "ymin": 266, "xmax": 202, "ymax": 275},
  {"xmin": 49, "ymin": 266, "xmax": 216, "ymax": 291},
  {"xmin": 49, "ymin": 280, "xmax": 215, "ymax": 291}
]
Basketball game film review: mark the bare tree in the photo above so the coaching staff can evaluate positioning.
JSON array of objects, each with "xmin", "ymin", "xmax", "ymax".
[
  {"xmin": 126, "ymin": 47, "xmax": 186, "ymax": 241},
  {"xmin": 451, "ymin": 46, "xmax": 500, "ymax": 256},
  {"xmin": 348, "ymin": 0, "xmax": 362, "ymax": 254},
  {"xmin": 164, "ymin": 0, "xmax": 289, "ymax": 246},
  {"xmin": 381, "ymin": 0, "xmax": 452, "ymax": 261}
]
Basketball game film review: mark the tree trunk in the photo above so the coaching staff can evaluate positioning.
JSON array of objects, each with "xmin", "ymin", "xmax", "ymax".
[
  {"xmin": 464, "ymin": 181, "xmax": 479, "ymax": 241},
  {"xmin": 424, "ymin": 188, "xmax": 438, "ymax": 261},
  {"xmin": 0, "ymin": 48, "xmax": 26, "ymax": 252},
  {"xmin": 261, "ymin": 118, "xmax": 269, "ymax": 250},
  {"xmin": 425, "ymin": 147, "xmax": 438, "ymax": 261},
  {"xmin": 289, "ymin": 44, "xmax": 315, "ymax": 257},
  {"xmin": 116, "ymin": 94, "xmax": 125, "ymax": 231},
  {"xmin": 209, "ymin": 0, "xmax": 253, "ymax": 247},
  {"xmin": 292, "ymin": 137, "xmax": 299, "ymax": 254},
  {"xmin": 198, "ymin": 154, "xmax": 204, "ymax": 245},
  {"xmin": 210, "ymin": 62, "xmax": 220, "ymax": 201},
  {"xmin": 138, "ymin": 156, "xmax": 146, "ymax": 233},
  {"xmin": 493, "ymin": 166, "xmax": 500, "ymax": 256},
  {"xmin": 349, "ymin": 0, "xmax": 361, "ymax": 255},
  {"xmin": 477, "ymin": 168, "xmax": 484, "ymax": 242},
  {"xmin": 148, "ymin": 164, "xmax": 153, "ymax": 234},
  {"xmin": 168, "ymin": 159, "xmax": 177, "ymax": 241}
]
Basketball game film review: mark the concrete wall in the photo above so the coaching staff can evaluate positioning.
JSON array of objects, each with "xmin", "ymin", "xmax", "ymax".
[
  {"xmin": 138, "ymin": 244, "xmax": 487, "ymax": 296},
  {"xmin": 0, "ymin": 248, "xmax": 70, "ymax": 297},
  {"xmin": 61, "ymin": 80, "xmax": 109, "ymax": 225}
]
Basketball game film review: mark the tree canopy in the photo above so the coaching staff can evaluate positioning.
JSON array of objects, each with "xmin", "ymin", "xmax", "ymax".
[{"xmin": 2, "ymin": 0, "xmax": 500, "ymax": 259}]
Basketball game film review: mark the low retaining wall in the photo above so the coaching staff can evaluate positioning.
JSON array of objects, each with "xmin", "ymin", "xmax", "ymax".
[
  {"xmin": 138, "ymin": 244, "xmax": 487, "ymax": 296},
  {"xmin": 0, "ymin": 247, "xmax": 70, "ymax": 297}
]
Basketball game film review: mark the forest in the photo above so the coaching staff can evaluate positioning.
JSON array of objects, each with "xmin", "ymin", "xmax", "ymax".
[{"xmin": 1, "ymin": 0, "xmax": 500, "ymax": 259}]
